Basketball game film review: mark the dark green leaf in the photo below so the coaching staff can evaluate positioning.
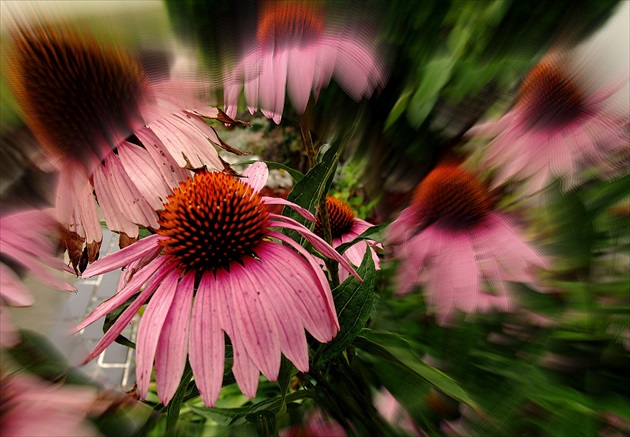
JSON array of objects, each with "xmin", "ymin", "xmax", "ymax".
[
  {"xmin": 7, "ymin": 329, "xmax": 69, "ymax": 381},
  {"xmin": 315, "ymin": 250, "xmax": 376, "ymax": 364},
  {"xmin": 229, "ymin": 390, "xmax": 314, "ymax": 425},
  {"xmin": 355, "ymin": 330, "xmax": 478, "ymax": 409},
  {"xmin": 166, "ymin": 362, "xmax": 194, "ymax": 435},
  {"xmin": 188, "ymin": 406, "xmax": 246, "ymax": 426}
]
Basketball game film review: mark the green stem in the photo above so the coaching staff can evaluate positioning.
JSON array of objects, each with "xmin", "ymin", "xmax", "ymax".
[{"xmin": 300, "ymin": 119, "xmax": 317, "ymax": 171}]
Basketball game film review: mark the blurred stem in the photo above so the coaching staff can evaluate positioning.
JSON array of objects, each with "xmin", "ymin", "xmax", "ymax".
[{"xmin": 300, "ymin": 118, "xmax": 339, "ymax": 289}]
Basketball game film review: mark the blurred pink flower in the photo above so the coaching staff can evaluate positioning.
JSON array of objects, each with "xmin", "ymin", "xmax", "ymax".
[
  {"xmin": 77, "ymin": 162, "xmax": 359, "ymax": 407},
  {"xmin": 281, "ymin": 410, "xmax": 346, "ymax": 437},
  {"xmin": 469, "ymin": 53, "xmax": 627, "ymax": 194},
  {"xmin": 315, "ymin": 195, "xmax": 381, "ymax": 282},
  {"xmin": 373, "ymin": 388, "xmax": 421, "ymax": 436},
  {"xmin": 0, "ymin": 373, "xmax": 102, "ymax": 436},
  {"xmin": 387, "ymin": 163, "xmax": 547, "ymax": 325},
  {"xmin": 0, "ymin": 208, "xmax": 75, "ymax": 347},
  {"xmin": 224, "ymin": 0, "xmax": 386, "ymax": 123},
  {"xmin": 7, "ymin": 21, "xmax": 234, "ymax": 271}
]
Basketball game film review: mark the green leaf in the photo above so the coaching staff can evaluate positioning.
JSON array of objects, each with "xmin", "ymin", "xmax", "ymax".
[
  {"xmin": 355, "ymin": 330, "xmax": 478, "ymax": 410},
  {"xmin": 284, "ymin": 139, "xmax": 343, "ymax": 225},
  {"xmin": 335, "ymin": 224, "xmax": 386, "ymax": 255},
  {"xmin": 166, "ymin": 362, "xmax": 194, "ymax": 435},
  {"xmin": 7, "ymin": 329, "xmax": 69, "ymax": 381},
  {"xmin": 407, "ymin": 56, "xmax": 454, "ymax": 128},
  {"xmin": 315, "ymin": 250, "xmax": 376, "ymax": 364},
  {"xmin": 103, "ymin": 295, "xmax": 137, "ymax": 349},
  {"xmin": 384, "ymin": 86, "xmax": 414, "ymax": 130},
  {"xmin": 228, "ymin": 390, "xmax": 314, "ymax": 426},
  {"xmin": 276, "ymin": 357, "xmax": 296, "ymax": 416},
  {"xmin": 189, "ymin": 406, "xmax": 246, "ymax": 426}
]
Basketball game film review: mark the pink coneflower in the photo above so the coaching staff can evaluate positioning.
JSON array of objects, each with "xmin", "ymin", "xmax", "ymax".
[
  {"xmin": 373, "ymin": 389, "xmax": 421, "ymax": 436},
  {"xmin": 77, "ymin": 162, "xmax": 359, "ymax": 406},
  {"xmin": 387, "ymin": 163, "xmax": 547, "ymax": 325},
  {"xmin": 7, "ymin": 21, "xmax": 233, "ymax": 271},
  {"xmin": 224, "ymin": 0, "xmax": 386, "ymax": 123},
  {"xmin": 0, "ymin": 208, "xmax": 75, "ymax": 347},
  {"xmin": 0, "ymin": 373, "xmax": 103, "ymax": 437},
  {"xmin": 315, "ymin": 196, "xmax": 381, "ymax": 281},
  {"xmin": 469, "ymin": 53, "xmax": 627, "ymax": 194}
]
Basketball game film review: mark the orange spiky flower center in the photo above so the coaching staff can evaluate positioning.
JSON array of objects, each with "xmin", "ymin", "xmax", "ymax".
[
  {"xmin": 157, "ymin": 172, "xmax": 269, "ymax": 273},
  {"xmin": 516, "ymin": 58, "xmax": 587, "ymax": 129},
  {"xmin": 8, "ymin": 24, "xmax": 148, "ymax": 166},
  {"xmin": 257, "ymin": 1, "xmax": 325, "ymax": 46},
  {"xmin": 315, "ymin": 196, "xmax": 355, "ymax": 239},
  {"xmin": 412, "ymin": 165, "xmax": 492, "ymax": 229}
]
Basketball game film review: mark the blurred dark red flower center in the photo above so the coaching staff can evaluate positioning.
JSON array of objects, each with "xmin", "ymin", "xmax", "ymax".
[
  {"xmin": 315, "ymin": 195, "xmax": 355, "ymax": 239},
  {"xmin": 517, "ymin": 59, "xmax": 587, "ymax": 129},
  {"xmin": 9, "ymin": 24, "xmax": 148, "ymax": 166},
  {"xmin": 157, "ymin": 172, "xmax": 269, "ymax": 273},
  {"xmin": 412, "ymin": 165, "xmax": 491, "ymax": 229},
  {"xmin": 256, "ymin": 1, "xmax": 325, "ymax": 46}
]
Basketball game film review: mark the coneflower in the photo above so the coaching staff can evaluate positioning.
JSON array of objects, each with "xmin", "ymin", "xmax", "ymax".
[
  {"xmin": 77, "ymin": 162, "xmax": 360, "ymax": 407},
  {"xmin": 387, "ymin": 163, "xmax": 547, "ymax": 324}
]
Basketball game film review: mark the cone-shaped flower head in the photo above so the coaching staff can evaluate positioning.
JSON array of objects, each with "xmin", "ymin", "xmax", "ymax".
[
  {"xmin": 387, "ymin": 163, "xmax": 547, "ymax": 324},
  {"xmin": 315, "ymin": 195, "xmax": 381, "ymax": 281},
  {"xmin": 224, "ymin": 0, "xmax": 386, "ymax": 123},
  {"xmin": 8, "ymin": 22, "xmax": 148, "ymax": 169},
  {"xmin": 6, "ymin": 20, "xmax": 235, "ymax": 271},
  {"xmin": 77, "ymin": 162, "xmax": 359, "ymax": 407},
  {"xmin": 470, "ymin": 52, "xmax": 627, "ymax": 193}
]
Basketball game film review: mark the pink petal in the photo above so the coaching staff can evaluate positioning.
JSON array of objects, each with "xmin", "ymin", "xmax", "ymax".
[
  {"xmin": 155, "ymin": 271, "xmax": 194, "ymax": 405},
  {"xmin": 82, "ymin": 263, "xmax": 172, "ymax": 363},
  {"xmin": 0, "ymin": 265, "xmax": 34, "ymax": 306},
  {"xmin": 117, "ymin": 142, "xmax": 171, "ymax": 209},
  {"xmin": 259, "ymin": 49, "xmax": 288, "ymax": 124},
  {"xmin": 134, "ymin": 127, "xmax": 190, "ymax": 189},
  {"xmin": 243, "ymin": 254, "xmax": 309, "ymax": 372},
  {"xmin": 0, "ymin": 306, "xmax": 19, "ymax": 348},
  {"xmin": 77, "ymin": 255, "xmax": 168, "ymax": 332},
  {"xmin": 135, "ymin": 269, "xmax": 181, "ymax": 398},
  {"xmin": 230, "ymin": 260, "xmax": 281, "ymax": 381},
  {"xmin": 82, "ymin": 234, "xmax": 162, "ymax": 278},
  {"xmin": 261, "ymin": 235, "xmax": 339, "ymax": 342},
  {"xmin": 286, "ymin": 45, "xmax": 317, "ymax": 114},
  {"xmin": 243, "ymin": 162, "xmax": 269, "ymax": 193},
  {"xmin": 189, "ymin": 272, "xmax": 225, "ymax": 407},
  {"xmin": 264, "ymin": 199, "xmax": 315, "ymax": 221},
  {"xmin": 216, "ymin": 268, "xmax": 260, "ymax": 398},
  {"xmin": 267, "ymin": 217, "xmax": 360, "ymax": 281}
]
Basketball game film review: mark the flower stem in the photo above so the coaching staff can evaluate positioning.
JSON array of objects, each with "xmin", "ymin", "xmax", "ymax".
[{"xmin": 300, "ymin": 118, "xmax": 339, "ymax": 288}]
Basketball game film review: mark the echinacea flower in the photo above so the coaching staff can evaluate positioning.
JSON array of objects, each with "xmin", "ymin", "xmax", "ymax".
[
  {"xmin": 77, "ymin": 162, "xmax": 359, "ymax": 406},
  {"xmin": 224, "ymin": 0, "xmax": 386, "ymax": 123},
  {"xmin": 0, "ymin": 208, "xmax": 75, "ymax": 347},
  {"xmin": 469, "ymin": 52, "xmax": 627, "ymax": 194},
  {"xmin": 315, "ymin": 195, "xmax": 381, "ymax": 281},
  {"xmin": 387, "ymin": 163, "xmax": 547, "ymax": 325},
  {"xmin": 0, "ymin": 373, "xmax": 103, "ymax": 437},
  {"xmin": 6, "ymin": 20, "xmax": 236, "ymax": 271}
]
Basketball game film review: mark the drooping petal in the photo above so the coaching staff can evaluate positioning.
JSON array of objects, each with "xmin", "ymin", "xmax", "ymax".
[
  {"xmin": 263, "ymin": 197, "xmax": 316, "ymax": 221},
  {"xmin": 77, "ymin": 255, "xmax": 168, "ymax": 331},
  {"xmin": 155, "ymin": 271, "xmax": 195, "ymax": 405},
  {"xmin": 230, "ymin": 259, "xmax": 281, "ymax": 381},
  {"xmin": 82, "ymin": 234, "xmax": 161, "ymax": 277},
  {"xmin": 189, "ymin": 272, "xmax": 225, "ymax": 407},
  {"xmin": 0, "ymin": 265, "xmax": 34, "ymax": 306},
  {"xmin": 135, "ymin": 268, "xmax": 181, "ymax": 398},
  {"xmin": 82, "ymin": 262, "xmax": 172, "ymax": 363},
  {"xmin": 286, "ymin": 45, "xmax": 317, "ymax": 114},
  {"xmin": 244, "ymin": 252, "xmax": 309, "ymax": 371},
  {"xmin": 216, "ymin": 267, "xmax": 260, "ymax": 398}
]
